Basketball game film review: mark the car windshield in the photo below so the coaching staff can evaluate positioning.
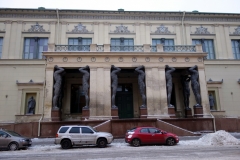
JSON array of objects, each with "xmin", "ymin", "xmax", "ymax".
[
  {"xmin": 128, "ymin": 127, "xmax": 136, "ymax": 132},
  {"xmin": 6, "ymin": 130, "xmax": 22, "ymax": 137},
  {"xmin": 89, "ymin": 126, "xmax": 98, "ymax": 132}
]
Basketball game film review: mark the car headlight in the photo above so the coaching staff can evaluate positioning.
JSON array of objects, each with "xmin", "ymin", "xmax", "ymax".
[
  {"xmin": 20, "ymin": 139, "xmax": 27, "ymax": 142},
  {"xmin": 128, "ymin": 135, "xmax": 132, "ymax": 138}
]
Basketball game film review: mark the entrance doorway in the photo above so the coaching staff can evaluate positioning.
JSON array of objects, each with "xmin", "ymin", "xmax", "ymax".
[
  {"xmin": 116, "ymin": 84, "xmax": 134, "ymax": 119},
  {"xmin": 70, "ymin": 84, "xmax": 85, "ymax": 113}
]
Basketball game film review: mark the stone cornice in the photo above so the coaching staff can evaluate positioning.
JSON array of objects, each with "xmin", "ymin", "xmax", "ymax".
[{"xmin": 1, "ymin": 13, "xmax": 240, "ymax": 22}]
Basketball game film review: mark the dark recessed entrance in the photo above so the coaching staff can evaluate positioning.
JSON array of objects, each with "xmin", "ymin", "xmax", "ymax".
[
  {"xmin": 70, "ymin": 84, "xmax": 85, "ymax": 113},
  {"xmin": 116, "ymin": 83, "xmax": 134, "ymax": 119}
]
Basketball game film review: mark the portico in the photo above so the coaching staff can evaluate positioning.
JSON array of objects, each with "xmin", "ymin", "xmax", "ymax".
[{"xmin": 43, "ymin": 43, "xmax": 210, "ymax": 121}]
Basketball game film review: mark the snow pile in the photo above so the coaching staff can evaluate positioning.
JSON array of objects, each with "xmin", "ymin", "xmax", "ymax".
[{"xmin": 198, "ymin": 130, "xmax": 240, "ymax": 145}]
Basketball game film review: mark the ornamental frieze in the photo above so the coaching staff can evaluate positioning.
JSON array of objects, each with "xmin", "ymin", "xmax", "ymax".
[
  {"xmin": 28, "ymin": 22, "xmax": 46, "ymax": 32},
  {"xmin": 1, "ymin": 13, "xmax": 240, "ymax": 22}
]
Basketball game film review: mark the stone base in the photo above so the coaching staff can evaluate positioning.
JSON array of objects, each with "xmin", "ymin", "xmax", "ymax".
[
  {"xmin": 193, "ymin": 106, "xmax": 203, "ymax": 117},
  {"xmin": 51, "ymin": 109, "xmax": 61, "ymax": 121},
  {"xmin": 82, "ymin": 108, "xmax": 89, "ymax": 120},
  {"xmin": 111, "ymin": 108, "xmax": 119, "ymax": 119},
  {"xmin": 140, "ymin": 107, "xmax": 147, "ymax": 118},
  {"xmin": 168, "ymin": 107, "xmax": 176, "ymax": 118},
  {"xmin": 185, "ymin": 108, "xmax": 193, "ymax": 118}
]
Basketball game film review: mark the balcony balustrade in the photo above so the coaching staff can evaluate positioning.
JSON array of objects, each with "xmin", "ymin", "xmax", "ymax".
[{"xmin": 50, "ymin": 44, "xmax": 202, "ymax": 53}]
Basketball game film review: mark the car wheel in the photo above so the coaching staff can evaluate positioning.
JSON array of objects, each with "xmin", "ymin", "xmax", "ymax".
[
  {"xmin": 97, "ymin": 138, "xmax": 107, "ymax": 148},
  {"xmin": 8, "ymin": 142, "xmax": 19, "ymax": 151},
  {"xmin": 61, "ymin": 139, "xmax": 72, "ymax": 149},
  {"xmin": 131, "ymin": 138, "xmax": 141, "ymax": 147},
  {"xmin": 166, "ymin": 137, "xmax": 175, "ymax": 146}
]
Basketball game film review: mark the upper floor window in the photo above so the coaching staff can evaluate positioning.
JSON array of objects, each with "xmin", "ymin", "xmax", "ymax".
[
  {"xmin": 231, "ymin": 40, "xmax": 240, "ymax": 59},
  {"xmin": 152, "ymin": 38, "xmax": 174, "ymax": 46},
  {"xmin": 24, "ymin": 38, "xmax": 48, "ymax": 59},
  {"xmin": 152, "ymin": 38, "xmax": 174, "ymax": 51},
  {"xmin": 110, "ymin": 38, "xmax": 134, "ymax": 51},
  {"xmin": 192, "ymin": 39, "xmax": 215, "ymax": 59},
  {"xmin": 68, "ymin": 38, "xmax": 92, "ymax": 51},
  {"xmin": 0, "ymin": 38, "xmax": 3, "ymax": 58}
]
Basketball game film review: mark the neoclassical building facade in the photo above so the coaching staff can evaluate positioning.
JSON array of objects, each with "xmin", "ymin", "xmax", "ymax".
[{"xmin": 0, "ymin": 8, "xmax": 240, "ymax": 136}]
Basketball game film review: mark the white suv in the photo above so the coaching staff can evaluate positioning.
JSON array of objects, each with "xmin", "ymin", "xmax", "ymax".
[{"xmin": 55, "ymin": 125, "xmax": 113, "ymax": 149}]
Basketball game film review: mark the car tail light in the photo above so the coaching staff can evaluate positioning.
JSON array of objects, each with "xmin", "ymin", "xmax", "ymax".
[{"xmin": 56, "ymin": 134, "xmax": 58, "ymax": 138}]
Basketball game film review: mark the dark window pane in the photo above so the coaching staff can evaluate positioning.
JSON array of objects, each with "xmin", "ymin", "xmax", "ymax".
[
  {"xmin": 59, "ymin": 127, "xmax": 69, "ymax": 133},
  {"xmin": 140, "ymin": 128, "xmax": 149, "ymax": 133},
  {"xmin": 69, "ymin": 127, "xmax": 80, "ymax": 133},
  {"xmin": 81, "ymin": 127, "xmax": 94, "ymax": 134}
]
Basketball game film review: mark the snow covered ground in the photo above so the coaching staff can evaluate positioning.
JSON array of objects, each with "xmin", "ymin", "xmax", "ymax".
[{"xmin": 26, "ymin": 130, "xmax": 240, "ymax": 152}]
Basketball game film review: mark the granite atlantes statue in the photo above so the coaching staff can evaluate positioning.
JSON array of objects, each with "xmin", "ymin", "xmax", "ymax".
[
  {"xmin": 189, "ymin": 65, "xmax": 202, "ymax": 107},
  {"xmin": 111, "ymin": 65, "xmax": 121, "ymax": 108},
  {"xmin": 135, "ymin": 66, "xmax": 146, "ymax": 108},
  {"xmin": 181, "ymin": 74, "xmax": 191, "ymax": 110},
  {"xmin": 79, "ymin": 65, "xmax": 90, "ymax": 109},
  {"xmin": 53, "ymin": 65, "xmax": 65, "ymax": 109},
  {"xmin": 27, "ymin": 96, "xmax": 36, "ymax": 114},
  {"xmin": 165, "ymin": 65, "xmax": 175, "ymax": 108}
]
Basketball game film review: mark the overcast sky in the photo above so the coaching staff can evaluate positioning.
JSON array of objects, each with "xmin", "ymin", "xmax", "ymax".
[{"xmin": 0, "ymin": 0, "xmax": 240, "ymax": 13}]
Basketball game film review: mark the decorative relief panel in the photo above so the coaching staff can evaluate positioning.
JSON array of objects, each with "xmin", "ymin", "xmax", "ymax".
[
  {"xmin": 193, "ymin": 25, "xmax": 210, "ymax": 34},
  {"xmin": 28, "ymin": 22, "xmax": 46, "ymax": 32},
  {"xmin": 232, "ymin": 26, "xmax": 240, "ymax": 35},
  {"xmin": 71, "ymin": 23, "xmax": 89, "ymax": 33},
  {"xmin": 154, "ymin": 25, "xmax": 171, "ymax": 34},
  {"xmin": 110, "ymin": 24, "xmax": 134, "ymax": 34}
]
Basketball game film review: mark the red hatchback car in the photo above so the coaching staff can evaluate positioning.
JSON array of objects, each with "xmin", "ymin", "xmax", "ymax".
[{"xmin": 125, "ymin": 127, "xmax": 179, "ymax": 147}]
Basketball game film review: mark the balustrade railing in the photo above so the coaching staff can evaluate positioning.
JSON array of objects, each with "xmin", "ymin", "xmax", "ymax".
[
  {"xmin": 55, "ymin": 45, "xmax": 90, "ymax": 51},
  {"xmin": 163, "ymin": 45, "xmax": 196, "ymax": 52},
  {"xmin": 110, "ymin": 45, "xmax": 144, "ymax": 52},
  {"xmin": 54, "ymin": 45, "xmax": 197, "ymax": 52}
]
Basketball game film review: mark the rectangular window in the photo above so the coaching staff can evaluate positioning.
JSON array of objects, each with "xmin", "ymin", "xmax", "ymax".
[
  {"xmin": 231, "ymin": 40, "xmax": 240, "ymax": 59},
  {"xmin": 110, "ymin": 38, "xmax": 134, "ymax": 51},
  {"xmin": 152, "ymin": 39, "xmax": 174, "ymax": 52},
  {"xmin": 0, "ymin": 38, "xmax": 3, "ymax": 58},
  {"xmin": 24, "ymin": 38, "xmax": 48, "ymax": 59},
  {"xmin": 68, "ymin": 38, "xmax": 92, "ymax": 51},
  {"xmin": 192, "ymin": 39, "xmax": 215, "ymax": 59}
]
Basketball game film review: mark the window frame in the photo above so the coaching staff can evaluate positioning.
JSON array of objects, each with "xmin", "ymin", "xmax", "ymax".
[
  {"xmin": 231, "ymin": 40, "xmax": 240, "ymax": 59},
  {"xmin": 192, "ymin": 39, "xmax": 216, "ymax": 59},
  {"xmin": 0, "ymin": 37, "xmax": 3, "ymax": 58}
]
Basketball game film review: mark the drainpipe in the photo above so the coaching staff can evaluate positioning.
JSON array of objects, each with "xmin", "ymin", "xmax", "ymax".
[
  {"xmin": 210, "ymin": 112, "xmax": 216, "ymax": 132},
  {"xmin": 56, "ymin": 8, "xmax": 60, "ymax": 45},
  {"xmin": 38, "ymin": 58, "xmax": 47, "ymax": 137},
  {"xmin": 181, "ymin": 11, "xmax": 186, "ymax": 45}
]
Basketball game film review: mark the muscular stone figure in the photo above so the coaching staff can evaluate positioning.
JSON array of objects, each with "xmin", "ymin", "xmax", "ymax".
[
  {"xmin": 181, "ymin": 75, "xmax": 191, "ymax": 109},
  {"xmin": 111, "ymin": 65, "xmax": 121, "ymax": 108},
  {"xmin": 27, "ymin": 96, "xmax": 36, "ymax": 114},
  {"xmin": 165, "ymin": 65, "xmax": 176, "ymax": 108},
  {"xmin": 135, "ymin": 65, "xmax": 146, "ymax": 108},
  {"xmin": 79, "ymin": 65, "xmax": 90, "ymax": 109},
  {"xmin": 189, "ymin": 65, "xmax": 202, "ymax": 107},
  {"xmin": 53, "ymin": 65, "xmax": 65, "ymax": 109}
]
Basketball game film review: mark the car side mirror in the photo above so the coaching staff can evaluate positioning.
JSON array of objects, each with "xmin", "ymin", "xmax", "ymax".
[{"xmin": 3, "ymin": 134, "xmax": 8, "ymax": 138}]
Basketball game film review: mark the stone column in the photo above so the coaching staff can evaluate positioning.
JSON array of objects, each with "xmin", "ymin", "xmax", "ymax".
[
  {"xmin": 49, "ymin": 21, "xmax": 56, "ymax": 44},
  {"xmin": 44, "ymin": 66, "xmax": 54, "ymax": 121},
  {"xmin": 175, "ymin": 23, "xmax": 181, "ymax": 45},
  {"xmin": 135, "ymin": 23, "xmax": 140, "ymax": 45},
  {"xmin": 185, "ymin": 23, "xmax": 191, "ymax": 45},
  {"xmin": 98, "ymin": 23, "xmax": 104, "ymax": 45},
  {"xmin": 93, "ymin": 22, "xmax": 99, "ymax": 44},
  {"xmin": 2, "ymin": 20, "xmax": 12, "ymax": 59},
  {"xmin": 198, "ymin": 68, "xmax": 211, "ymax": 117},
  {"xmin": 158, "ymin": 67, "xmax": 169, "ymax": 117},
  {"xmin": 145, "ymin": 23, "xmax": 151, "ymax": 44},
  {"xmin": 89, "ymin": 67, "xmax": 97, "ymax": 117},
  {"xmin": 15, "ymin": 21, "xmax": 24, "ymax": 59},
  {"xmin": 60, "ymin": 21, "xmax": 67, "ymax": 44},
  {"xmin": 104, "ymin": 67, "xmax": 112, "ymax": 117},
  {"xmin": 103, "ymin": 22, "xmax": 110, "ymax": 44},
  {"xmin": 223, "ymin": 24, "xmax": 234, "ymax": 59},
  {"xmin": 140, "ymin": 23, "xmax": 146, "ymax": 45},
  {"xmin": 214, "ymin": 24, "xmax": 224, "ymax": 59}
]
